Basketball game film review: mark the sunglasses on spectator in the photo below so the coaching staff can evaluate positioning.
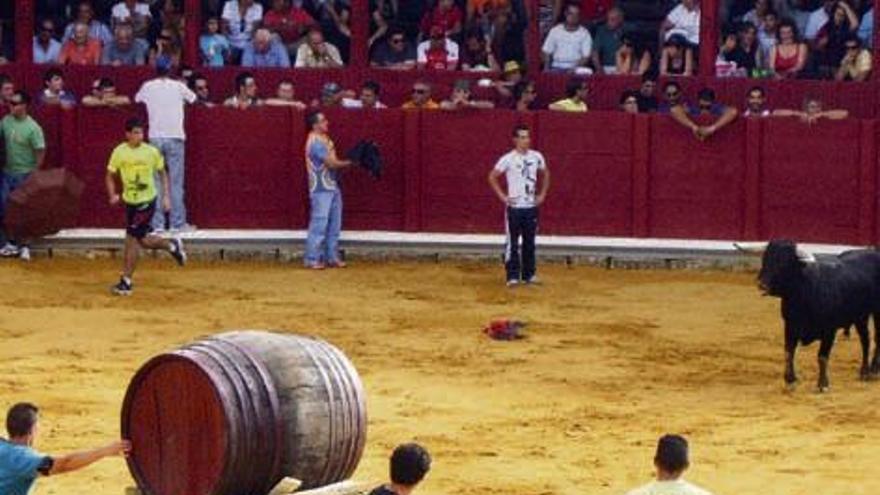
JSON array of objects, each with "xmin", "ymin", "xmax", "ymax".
[
  {"xmin": 666, "ymin": 91, "xmax": 680, "ymax": 97},
  {"xmin": 846, "ymin": 44, "xmax": 859, "ymax": 50},
  {"xmin": 413, "ymin": 88, "xmax": 428, "ymax": 94},
  {"xmin": 391, "ymin": 37, "xmax": 405, "ymax": 44},
  {"xmin": 196, "ymin": 85, "xmax": 209, "ymax": 91}
]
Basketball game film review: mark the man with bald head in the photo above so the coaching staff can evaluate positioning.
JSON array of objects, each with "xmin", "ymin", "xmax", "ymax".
[
  {"xmin": 242, "ymin": 28, "xmax": 291, "ymax": 68},
  {"xmin": 101, "ymin": 22, "xmax": 148, "ymax": 66}
]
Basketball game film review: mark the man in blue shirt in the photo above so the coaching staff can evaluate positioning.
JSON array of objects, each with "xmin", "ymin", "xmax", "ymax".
[
  {"xmin": 1, "ymin": 402, "xmax": 130, "ymax": 495},
  {"xmin": 242, "ymin": 28, "xmax": 291, "ymax": 68},
  {"xmin": 33, "ymin": 19, "xmax": 62, "ymax": 64},
  {"xmin": 304, "ymin": 110, "xmax": 351, "ymax": 269}
]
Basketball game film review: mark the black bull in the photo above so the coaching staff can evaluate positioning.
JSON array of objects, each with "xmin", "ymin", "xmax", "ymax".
[{"xmin": 741, "ymin": 239, "xmax": 880, "ymax": 392}]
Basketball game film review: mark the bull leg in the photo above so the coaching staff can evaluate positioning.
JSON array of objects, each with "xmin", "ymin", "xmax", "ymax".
[
  {"xmin": 817, "ymin": 333, "xmax": 836, "ymax": 393},
  {"xmin": 784, "ymin": 323, "xmax": 798, "ymax": 388},
  {"xmin": 855, "ymin": 319, "xmax": 871, "ymax": 380},
  {"xmin": 872, "ymin": 313, "xmax": 880, "ymax": 375}
]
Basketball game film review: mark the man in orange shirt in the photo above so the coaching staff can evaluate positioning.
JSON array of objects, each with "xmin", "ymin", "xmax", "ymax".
[
  {"xmin": 401, "ymin": 81, "xmax": 440, "ymax": 110},
  {"xmin": 59, "ymin": 21, "xmax": 101, "ymax": 65}
]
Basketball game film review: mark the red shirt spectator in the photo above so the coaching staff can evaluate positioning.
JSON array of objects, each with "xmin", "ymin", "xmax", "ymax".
[
  {"xmin": 263, "ymin": 0, "xmax": 314, "ymax": 44},
  {"xmin": 579, "ymin": 0, "xmax": 614, "ymax": 22},
  {"xmin": 58, "ymin": 22, "xmax": 102, "ymax": 65},
  {"xmin": 417, "ymin": 27, "xmax": 460, "ymax": 70},
  {"xmin": 425, "ymin": 48, "xmax": 451, "ymax": 70},
  {"xmin": 420, "ymin": 0, "xmax": 464, "ymax": 37}
]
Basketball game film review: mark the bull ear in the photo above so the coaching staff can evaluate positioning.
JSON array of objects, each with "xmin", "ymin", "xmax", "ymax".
[
  {"xmin": 733, "ymin": 242, "xmax": 767, "ymax": 256},
  {"xmin": 797, "ymin": 248, "xmax": 817, "ymax": 263}
]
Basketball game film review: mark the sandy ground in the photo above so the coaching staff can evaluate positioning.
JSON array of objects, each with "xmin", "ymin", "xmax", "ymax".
[{"xmin": 1, "ymin": 258, "xmax": 878, "ymax": 495}]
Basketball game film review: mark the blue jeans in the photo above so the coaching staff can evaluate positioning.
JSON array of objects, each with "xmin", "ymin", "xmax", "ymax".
[
  {"xmin": 0, "ymin": 171, "xmax": 32, "ymax": 245},
  {"xmin": 150, "ymin": 138, "xmax": 187, "ymax": 230},
  {"xmin": 304, "ymin": 190, "xmax": 342, "ymax": 266}
]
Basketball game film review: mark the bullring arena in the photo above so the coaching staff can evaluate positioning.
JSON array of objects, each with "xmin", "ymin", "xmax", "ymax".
[
  {"xmin": 6, "ymin": 0, "xmax": 880, "ymax": 494},
  {"xmin": 2, "ymin": 249, "xmax": 879, "ymax": 495}
]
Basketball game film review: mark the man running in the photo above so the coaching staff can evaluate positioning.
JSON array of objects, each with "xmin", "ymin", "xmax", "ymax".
[
  {"xmin": 105, "ymin": 118, "xmax": 186, "ymax": 295},
  {"xmin": 488, "ymin": 124, "xmax": 551, "ymax": 287}
]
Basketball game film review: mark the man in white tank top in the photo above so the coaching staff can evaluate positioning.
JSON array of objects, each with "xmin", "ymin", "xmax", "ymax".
[{"xmin": 488, "ymin": 124, "xmax": 551, "ymax": 287}]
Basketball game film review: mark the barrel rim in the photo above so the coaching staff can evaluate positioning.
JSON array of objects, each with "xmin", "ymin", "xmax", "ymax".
[{"xmin": 121, "ymin": 352, "xmax": 231, "ymax": 495}]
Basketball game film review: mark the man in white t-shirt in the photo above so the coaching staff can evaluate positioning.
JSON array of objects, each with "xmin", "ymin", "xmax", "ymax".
[
  {"xmin": 134, "ymin": 57, "xmax": 197, "ymax": 233},
  {"xmin": 625, "ymin": 435, "xmax": 713, "ymax": 495},
  {"xmin": 542, "ymin": 3, "xmax": 592, "ymax": 71},
  {"xmin": 662, "ymin": 0, "xmax": 701, "ymax": 46},
  {"xmin": 488, "ymin": 124, "xmax": 551, "ymax": 287},
  {"xmin": 111, "ymin": 0, "xmax": 151, "ymax": 39}
]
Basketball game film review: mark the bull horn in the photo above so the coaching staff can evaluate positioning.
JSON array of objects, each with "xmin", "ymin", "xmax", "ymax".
[
  {"xmin": 797, "ymin": 248, "xmax": 817, "ymax": 263},
  {"xmin": 733, "ymin": 242, "xmax": 767, "ymax": 255}
]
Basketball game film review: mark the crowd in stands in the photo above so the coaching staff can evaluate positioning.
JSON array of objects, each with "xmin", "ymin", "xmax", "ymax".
[
  {"xmin": 31, "ymin": 1, "xmax": 184, "ymax": 67},
  {"xmin": 3, "ymin": 1, "xmax": 874, "ymax": 82},
  {"xmin": 717, "ymin": 0, "xmax": 875, "ymax": 80}
]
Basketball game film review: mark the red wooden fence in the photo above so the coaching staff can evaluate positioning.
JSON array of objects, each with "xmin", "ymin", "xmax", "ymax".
[{"xmin": 26, "ymin": 105, "xmax": 879, "ymax": 245}]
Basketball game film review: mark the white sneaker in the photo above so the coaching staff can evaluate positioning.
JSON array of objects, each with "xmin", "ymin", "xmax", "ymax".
[
  {"xmin": 525, "ymin": 276, "xmax": 541, "ymax": 285},
  {"xmin": 170, "ymin": 224, "xmax": 197, "ymax": 234},
  {"xmin": 18, "ymin": 246, "xmax": 30, "ymax": 262},
  {"xmin": 0, "ymin": 243, "xmax": 20, "ymax": 257},
  {"xmin": 506, "ymin": 279, "xmax": 520, "ymax": 287}
]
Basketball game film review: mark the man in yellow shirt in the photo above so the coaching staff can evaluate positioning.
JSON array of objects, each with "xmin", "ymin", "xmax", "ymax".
[
  {"xmin": 835, "ymin": 34, "xmax": 872, "ymax": 81},
  {"xmin": 548, "ymin": 77, "xmax": 589, "ymax": 112},
  {"xmin": 105, "ymin": 118, "xmax": 186, "ymax": 296}
]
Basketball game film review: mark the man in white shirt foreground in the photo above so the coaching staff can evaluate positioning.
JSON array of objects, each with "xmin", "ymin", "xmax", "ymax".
[
  {"xmin": 488, "ymin": 124, "xmax": 550, "ymax": 287},
  {"xmin": 625, "ymin": 434, "xmax": 713, "ymax": 495},
  {"xmin": 134, "ymin": 56, "xmax": 197, "ymax": 233}
]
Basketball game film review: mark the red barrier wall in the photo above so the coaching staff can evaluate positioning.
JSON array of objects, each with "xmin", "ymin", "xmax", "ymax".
[
  {"xmin": 535, "ymin": 111, "xmax": 633, "ymax": 236},
  {"xmin": 187, "ymin": 106, "xmax": 303, "ymax": 229},
  {"xmin": 759, "ymin": 118, "xmax": 865, "ymax": 243},
  {"xmin": 648, "ymin": 117, "xmax": 747, "ymax": 240},
  {"xmin": 22, "ymin": 106, "xmax": 880, "ymax": 246}
]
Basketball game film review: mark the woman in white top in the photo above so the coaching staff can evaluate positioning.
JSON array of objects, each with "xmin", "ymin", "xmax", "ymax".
[{"xmin": 221, "ymin": 0, "xmax": 264, "ymax": 62}]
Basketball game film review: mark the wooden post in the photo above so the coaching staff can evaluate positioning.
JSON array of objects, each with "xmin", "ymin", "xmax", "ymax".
[
  {"xmin": 525, "ymin": 0, "xmax": 542, "ymax": 73},
  {"xmin": 349, "ymin": 0, "xmax": 369, "ymax": 69},
  {"xmin": 631, "ymin": 115, "xmax": 651, "ymax": 237},
  {"xmin": 699, "ymin": 0, "xmax": 719, "ymax": 78},
  {"xmin": 873, "ymin": 4, "xmax": 880, "ymax": 81},
  {"xmin": 742, "ymin": 117, "xmax": 763, "ymax": 240},
  {"xmin": 858, "ymin": 119, "xmax": 877, "ymax": 244},
  {"xmin": 183, "ymin": 0, "xmax": 201, "ymax": 67},
  {"xmin": 15, "ymin": 0, "xmax": 35, "ymax": 63}
]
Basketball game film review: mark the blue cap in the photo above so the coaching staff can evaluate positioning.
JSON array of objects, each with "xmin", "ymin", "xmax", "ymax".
[{"xmin": 155, "ymin": 55, "xmax": 173, "ymax": 74}]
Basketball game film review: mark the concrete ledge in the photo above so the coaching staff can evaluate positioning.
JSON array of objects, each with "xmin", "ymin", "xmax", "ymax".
[{"xmin": 29, "ymin": 229, "xmax": 865, "ymax": 269}]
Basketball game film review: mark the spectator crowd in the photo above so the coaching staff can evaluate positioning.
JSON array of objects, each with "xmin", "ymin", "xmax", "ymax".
[
  {"xmin": 717, "ymin": 0, "xmax": 875, "ymax": 80},
  {"xmin": 4, "ymin": 1, "xmax": 872, "ymax": 82}
]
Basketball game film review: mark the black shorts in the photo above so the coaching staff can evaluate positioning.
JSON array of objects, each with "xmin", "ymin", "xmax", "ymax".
[{"xmin": 125, "ymin": 200, "xmax": 156, "ymax": 240}]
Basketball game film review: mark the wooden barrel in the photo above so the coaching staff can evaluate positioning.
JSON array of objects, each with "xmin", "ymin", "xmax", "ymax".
[{"xmin": 121, "ymin": 331, "xmax": 367, "ymax": 495}]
